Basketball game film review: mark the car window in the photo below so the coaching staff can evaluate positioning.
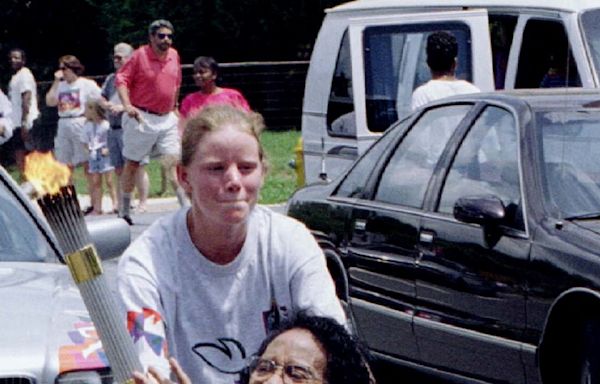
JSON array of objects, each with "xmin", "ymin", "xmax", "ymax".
[
  {"xmin": 438, "ymin": 106, "xmax": 523, "ymax": 230},
  {"xmin": 0, "ymin": 180, "xmax": 52, "ymax": 262},
  {"xmin": 335, "ymin": 121, "xmax": 402, "ymax": 198},
  {"xmin": 539, "ymin": 110, "xmax": 600, "ymax": 218},
  {"xmin": 515, "ymin": 18, "xmax": 581, "ymax": 88},
  {"xmin": 374, "ymin": 105, "xmax": 472, "ymax": 208},
  {"xmin": 327, "ymin": 30, "xmax": 355, "ymax": 137},
  {"xmin": 362, "ymin": 22, "xmax": 473, "ymax": 132}
]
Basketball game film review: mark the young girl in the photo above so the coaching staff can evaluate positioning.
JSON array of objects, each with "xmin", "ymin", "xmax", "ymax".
[{"xmin": 81, "ymin": 99, "xmax": 117, "ymax": 215}]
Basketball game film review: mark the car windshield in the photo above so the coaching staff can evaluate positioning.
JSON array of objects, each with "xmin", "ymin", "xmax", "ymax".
[
  {"xmin": 581, "ymin": 9, "xmax": 600, "ymax": 82},
  {"xmin": 538, "ymin": 109, "xmax": 600, "ymax": 218},
  {"xmin": 0, "ymin": 179, "xmax": 51, "ymax": 262}
]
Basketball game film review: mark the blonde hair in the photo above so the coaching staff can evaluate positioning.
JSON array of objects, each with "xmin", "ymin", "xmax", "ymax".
[
  {"xmin": 85, "ymin": 98, "xmax": 106, "ymax": 121},
  {"xmin": 181, "ymin": 105, "xmax": 268, "ymax": 172}
]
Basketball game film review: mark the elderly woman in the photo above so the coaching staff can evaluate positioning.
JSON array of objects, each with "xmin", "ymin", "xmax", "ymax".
[
  {"xmin": 135, "ymin": 314, "xmax": 374, "ymax": 384},
  {"xmin": 242, "ymin": 313, "xmax": 375, "ymax": 384},
  {"xmin": 119, "ymin": 105, "xmax": 345, "ymax": 384}
]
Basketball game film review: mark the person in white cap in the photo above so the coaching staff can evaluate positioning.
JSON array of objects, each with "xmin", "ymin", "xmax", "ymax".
[{"xmin": 101, "ymin": 42, "xmax": 150, "ymax": 214}]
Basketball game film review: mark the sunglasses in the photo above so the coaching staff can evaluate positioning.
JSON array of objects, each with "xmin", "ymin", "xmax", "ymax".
[{"xmin": 156, "ymin": 32, "xmax": 173, "ymax": 40}]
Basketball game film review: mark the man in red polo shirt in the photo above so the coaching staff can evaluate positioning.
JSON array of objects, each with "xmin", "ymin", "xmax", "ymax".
[{"xmin": 116, "ymin": 19, "xmax": 187, "ymax": 224}]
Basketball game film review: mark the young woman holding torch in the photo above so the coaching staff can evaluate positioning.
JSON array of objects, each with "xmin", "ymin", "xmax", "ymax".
[{"xmin": 117, "ymin": 105, "xmax": 345, "ymax": 384}]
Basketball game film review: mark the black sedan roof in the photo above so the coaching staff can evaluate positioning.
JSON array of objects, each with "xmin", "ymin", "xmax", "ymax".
[{"xmin": 436, "ymin": 88, "xmax": 600, "ymax": 112}]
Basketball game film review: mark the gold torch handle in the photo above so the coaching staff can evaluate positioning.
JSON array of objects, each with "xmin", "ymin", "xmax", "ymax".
[
  {"xmin": 66, "ymin": 245, "xmax": 142, "ymax": 384},
  {"xmin": 66, "ymin": 245, "xmax": 103, "ymax": 283}
]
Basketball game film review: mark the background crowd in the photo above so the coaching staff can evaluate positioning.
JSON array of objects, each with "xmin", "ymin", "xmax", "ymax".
[{"xmin": 0, "ymin": 19, "xmax": 252, "ymax": 225}]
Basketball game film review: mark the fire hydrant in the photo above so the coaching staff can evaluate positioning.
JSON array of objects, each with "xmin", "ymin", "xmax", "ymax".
[{"xmin": 290, "ymin": 137, "xmax": 305, "ymax": 188}]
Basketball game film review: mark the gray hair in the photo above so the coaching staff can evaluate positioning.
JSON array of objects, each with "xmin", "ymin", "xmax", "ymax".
[
  {"xmin": 113, "ymin": 42, "xmax": 134, "ymax": 59},
  {"xmin": 148, "ymin": 19, "xmax": 174, "ymax": 35}
]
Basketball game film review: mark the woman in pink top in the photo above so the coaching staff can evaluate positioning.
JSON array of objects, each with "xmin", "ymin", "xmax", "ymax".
[{"xmin": 179, "ymin": 56, "xmax": 250, "ymax": 134}]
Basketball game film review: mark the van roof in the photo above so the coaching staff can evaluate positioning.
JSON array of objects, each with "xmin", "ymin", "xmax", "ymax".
[{"xmin": 329, "ymin": 0, "xmax": 600, "ymax": 14}]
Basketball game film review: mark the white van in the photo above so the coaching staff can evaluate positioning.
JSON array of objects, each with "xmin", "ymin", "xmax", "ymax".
[{"xmin": 302, "ymin": 0, "xmax": 600, "ymax": 184}]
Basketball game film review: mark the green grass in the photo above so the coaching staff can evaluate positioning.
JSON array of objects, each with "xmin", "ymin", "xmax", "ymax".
[
  {"xmin": 9, "ymin": 130, "xmax": 302, "ymax": 205},
  {"xmin": 260, "ymin": 130, "xmax": 302, "ymax": 204}
]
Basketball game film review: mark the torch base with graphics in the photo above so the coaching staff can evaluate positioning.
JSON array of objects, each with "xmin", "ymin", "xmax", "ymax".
[{"xmin": 38, "ymin": 185, "xmax": 141, "ymax": 384}]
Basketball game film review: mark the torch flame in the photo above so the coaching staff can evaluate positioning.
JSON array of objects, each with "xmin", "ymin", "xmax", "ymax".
[{"xmin": 24, "ymin": 152, "xmax": 71, "ymax": 195}]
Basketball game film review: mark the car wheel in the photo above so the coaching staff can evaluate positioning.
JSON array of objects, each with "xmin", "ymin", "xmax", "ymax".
[{"xmin": 578, "ymin": 320, "xmax": 600, "ymax": 384}]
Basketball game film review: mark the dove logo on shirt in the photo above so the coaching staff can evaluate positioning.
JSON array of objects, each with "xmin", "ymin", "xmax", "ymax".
[{"xmin": 192, "ymin": 338, "xmax": 247, "ymax": 374}]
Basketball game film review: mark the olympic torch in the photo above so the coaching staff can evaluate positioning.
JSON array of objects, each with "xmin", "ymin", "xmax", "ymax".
[{"xmin": 24, "ymin": 152, "xmax": 142, "ymax": 384}]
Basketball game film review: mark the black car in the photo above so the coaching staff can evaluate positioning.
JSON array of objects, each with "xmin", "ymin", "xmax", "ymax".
[{"xmin": 287, "ymin": 90, "xmax": 600, "ymax": 384}]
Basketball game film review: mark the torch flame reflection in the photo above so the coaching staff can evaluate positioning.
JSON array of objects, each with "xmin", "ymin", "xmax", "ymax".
[{"xmin": 24, "ymin": 152, "xmax": 71, "ymax": 195}]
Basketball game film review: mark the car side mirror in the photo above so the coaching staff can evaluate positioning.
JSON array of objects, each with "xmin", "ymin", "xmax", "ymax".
[
  {"xmin": 86, "ymin": 218, "xmax": 131, "ymax": 260},
  {"xmin": 454, "ymin": 195, "xmax": 506, "ymax": 227}
]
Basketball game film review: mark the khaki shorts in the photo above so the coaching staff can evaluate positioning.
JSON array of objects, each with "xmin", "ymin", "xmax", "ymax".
[
  {"xmin": 54, "ymin": 116, "xmax": 87, "ymax": 166},
  {"xmin": 122, "ymin": 111, "xmax": 180, "ymax": 162}
]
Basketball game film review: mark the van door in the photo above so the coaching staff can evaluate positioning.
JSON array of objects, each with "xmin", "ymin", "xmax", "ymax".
[{"xmin": 303, "ymin": 9, "xmax": 494, "ymax": 185}]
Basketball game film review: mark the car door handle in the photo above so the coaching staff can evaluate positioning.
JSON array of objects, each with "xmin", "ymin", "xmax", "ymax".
[
  {"xmin": 418, "ymin": 230, "xmax": 436, "ymax": 263},
  {"xmin": 419, "ymin": 231, "xmax": 434, "ymax": 244},
  {"xmin": 354, "ymin": 219, "xmax": 367, "ymax": 231}
]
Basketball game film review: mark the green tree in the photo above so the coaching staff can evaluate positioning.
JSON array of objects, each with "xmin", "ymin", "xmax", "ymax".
[{"xmin": 84, "ymin": 0, "xmax": 345, "ymax": 63}]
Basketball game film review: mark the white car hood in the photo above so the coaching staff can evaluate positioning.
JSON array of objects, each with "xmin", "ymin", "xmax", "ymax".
[{"xmin": 0, "ymin": 262, "xmax": 108, "ymax": 381}]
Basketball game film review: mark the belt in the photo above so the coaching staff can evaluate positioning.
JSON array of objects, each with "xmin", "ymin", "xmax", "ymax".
[
  {"xmin": 60, "ymin": 114, "xmax": 85, "ymax": 119},
  {"xmin": 134, "ymin": 105, "xmax": 170, "ymax": 116}
]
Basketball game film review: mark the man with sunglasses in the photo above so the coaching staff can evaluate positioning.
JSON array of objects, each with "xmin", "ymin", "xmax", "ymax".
[{"xmin": 116, "ymin": 19, "xmax": 186, "ymax": 225}]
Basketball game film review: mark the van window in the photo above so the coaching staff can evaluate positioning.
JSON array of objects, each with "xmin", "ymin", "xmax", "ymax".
[
  {"xmin": 327, "ymin": 31, "xmax": 355, "ymax": 137},
  {"xmin": 581, "ymin": 9, "xmax": 600, "ymax": 82},
  {"xmin": 515, "ymin": 19, "xmax": 581, "ymax": 88},
  {"xmin": 489, "ymin": 15, "xmax": 517, "ymax": 89},
  {"xmin": 362, "ymin": 23, "xmax": 473, "ymax": 133}
]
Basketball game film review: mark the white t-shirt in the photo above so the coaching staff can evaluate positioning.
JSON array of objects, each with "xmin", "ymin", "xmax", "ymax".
[
  {"xmin": 8, "ymin": 67, "xmax": 40, "ymax": 129},
  {"xmin": 411, "ymin": 79, "xmax": 480, "ymax": 111},
  {"xmin": 80, "ymin": 120, "xmax": 110, "ymax": 152},
  {"xmin": 118, "ymin": 206, "xmax": 346, "ymax": 384},
  {"xmin": 0, "ymin": 90, "xmax": 13, "ymax": 145},
  {"xmin": 57, "ymin": 77, "xmax": 101, "ymax": 118}
]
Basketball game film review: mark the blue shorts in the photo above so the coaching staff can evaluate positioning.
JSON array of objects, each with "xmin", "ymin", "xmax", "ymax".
[
  {"xmin": 88, "ymin": 150, "xmax": 114, "ymax": 174},
  {"xmin": 107, "ymin": 128, "xmax": 125, "ymax": 169}
]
